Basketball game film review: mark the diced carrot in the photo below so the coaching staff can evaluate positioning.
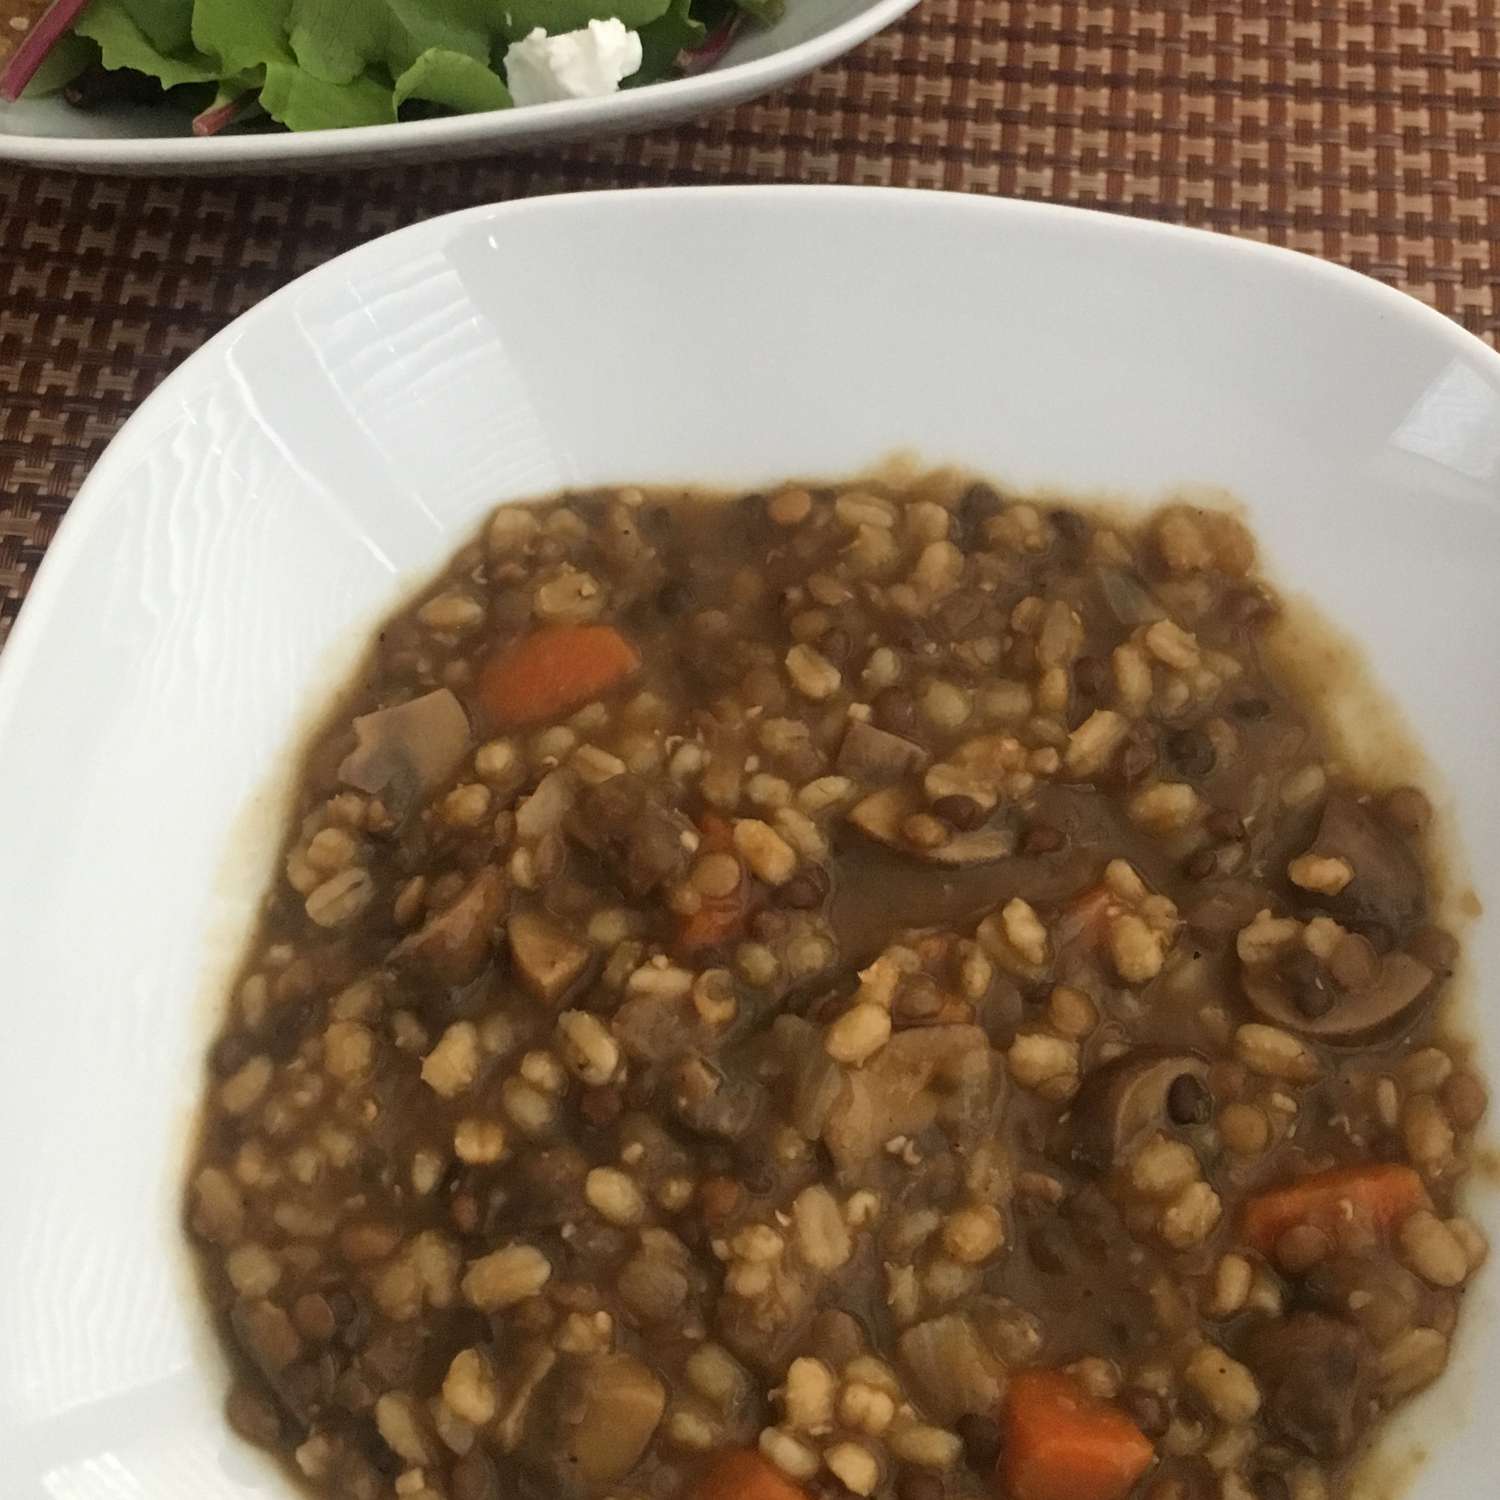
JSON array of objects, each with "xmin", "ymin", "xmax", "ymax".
[
  {"xmin": 476, "ymin": 624, "xmax": 641, "ymax": 726},
  {"xmin": 676, "ymin": 815, "xmax": 752, "ymax": 952},
  {"xmin": 690, "ymin": 1450, "xmax": 811, "ymax": 1500},
  {"xmin": 677, "ymin": 899, "xmax": 749, "ymax": 952},
  {"xmin": 1241, "ymin": 1163, "xmax": 1430, "ymax": 1255},
  {"xmin": 1001, "ymin": 1370, "xmax": 1155, "ymax": 1500}
]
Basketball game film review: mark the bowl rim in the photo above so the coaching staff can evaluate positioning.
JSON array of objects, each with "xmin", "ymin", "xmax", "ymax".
[
  {"xmin": 7, "ymin": 181, "xmax": 1499, "ymax": 712},
  {"xmin": 1, "ymin": 184, "xmax": 1498, "ymax": 1498},
  {"xmin": 0, "ymin": 0, "xmax": 917, "ymax": 169}
]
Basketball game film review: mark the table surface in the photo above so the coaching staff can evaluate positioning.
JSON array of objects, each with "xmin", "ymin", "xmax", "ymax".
[{"xmin": 2, "ymin": 0, "xmax": 1497, "ymax": 649}]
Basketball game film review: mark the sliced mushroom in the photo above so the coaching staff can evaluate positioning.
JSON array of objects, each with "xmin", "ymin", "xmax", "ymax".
[
  {"xmin": 1299, "ymin": 793, "xmax": 1426, "ymax": 937},
  {"xmin": 805, "ymin": 1309, "xmax": 867, "ymax": 1369},
  {"xmin": 510, "ymin": 1145, "xmax": 589, "ymax": 1230},
  {"xmin": 547, "ymin": 1353, "xmax": 666, "ymax": 1486},
  {"xmin": 828, "ymin": 843, "xmax": 1097, "ymax": 966},
  {"xmin": 617, "ymin": 1240, "xmax": 693, "ymax": 1325},
  {"xmin": 230, "ymin": 1298, "xmax": 313, "ymax": 1429},
  {"xmin": 360, "ymin": 1321, "xmax": 422, "ymax": 1386},
  {"xmin": 1241, "ymin": 949, "xmax": 1433, "ymax": 1044},
  {"xmin": 792, "ymin": 1045, "xmax": 846, "ymax": 1140},
  {"xmin": 337, "ymin": 688, "xmax": 471, "ymax": 807},
  {"xmin": 230, "ymin": 1297, "xmax": 301, "ymax": 1379},
  {"xmin": 515, "ymin": 767, "xmax": 578, "ymax": 842},
  {"xmin": 568, "ymin": 775, "xmax": 696, "ymax": 897},
  {"xmin": 898, "ymin": 1314, "xmax": 1005, "ymax": 1423},
  {"xmin": 496, "ymin": 1343, "xmax": 558, "ymax": 1453},
  {"xmin": 824, "ymin": 1024, "xmax": 992, "ymax": 1172},
  {"xmin": 390, "ymin": 865, "xmax": 507, "ymax": 986},
  {"xmin": 611, "ymin": 990, "xmax": 709, "ymax": 1065},
  {"xmin": 715, "ymin": 1268, "xmax": 814, "ymax": 1375},
  {"xmin": 1097, "ymin": 566, "xmax": 1166, "ymax": 626},
  {"xmin": 1244, "ymin": 1312, "xmax": 1374, "ymax": 1458},
  {"xmin": 1302, "ymin": 1253, "xmax": 1428, "ymax": 1350},
  {"xmin": 508, "ymin": 910, "xmax": 593, "ymax": 1005},
  {"xmin": 669, "ymin": 1053, "xmax": 764, "ymax": 1142},
  {"xmin": 837, "ymin": 719, "xmax": 932, "ymax": 781},
  {"xmin": 451, "ymin": 1449, "xmax": 503, "ymax": 1500},
  {"xmin": 846, "ymin": 786, "xmax": 1013, "ymax": 867},
  {"xmin": 1068, "ymin": 1048, "xmax": 1212, "ymax": 1172},
  {"xmin": 1182, "ymin": 878, "xmax": 1268, "ymax": 938}
]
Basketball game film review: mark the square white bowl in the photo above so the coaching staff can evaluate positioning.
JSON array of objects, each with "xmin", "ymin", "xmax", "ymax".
[{"xmin": 0, "ymin": 186, "xmax": 1496, "ymax": 1499}]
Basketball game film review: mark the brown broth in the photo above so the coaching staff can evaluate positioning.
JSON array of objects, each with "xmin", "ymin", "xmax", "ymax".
[{"xmin": 184, "ymin": 475, "xmax": 1488, "ymax": 1500}]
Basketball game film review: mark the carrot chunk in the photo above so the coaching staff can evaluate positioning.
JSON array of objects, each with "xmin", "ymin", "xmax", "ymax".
[
  {"xmin": 1054, "ymin": 883, "xmax": 1115, "ymax": 950},
  {"xmin": 691, "ymin": 1450, "xmax": 810, "ymax": 1500},
  {"xmin": 1241, "ymin": 1163, "xmax": 1429, "ymax": 1255},
  {"xmin": 1001, "ymin": 1370, "xmax": 1155, "ymax": 1500},
  {"xmin": 475, "ymin": 624, "xmax": 640, "ymax": 727},
  {"xmin": 676, "ymin": 815, "xmax": 752, "ymax": 952}
]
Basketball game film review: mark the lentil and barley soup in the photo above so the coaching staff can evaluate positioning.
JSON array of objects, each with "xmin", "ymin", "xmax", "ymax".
[{"xmin": 186, "ymin": 474, "xmax": 1489, "ymax": 1500}]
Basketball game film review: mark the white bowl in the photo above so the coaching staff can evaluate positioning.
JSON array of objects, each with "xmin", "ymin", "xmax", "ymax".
[
  {"xmin": 0, "ymin": 186, "xmax": 1496, "ymax": 1499},
  {"xmin": 0, "ymin": 0, "xmax": 914, "ymax": 173}
]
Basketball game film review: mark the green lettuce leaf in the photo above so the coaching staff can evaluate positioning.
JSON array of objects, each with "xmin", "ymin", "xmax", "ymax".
[
  {"xmin": 19, "ymin": 32, "xmax": 98, "ymax": 95},
  {"xmin": 285, "ymin": 0, "xmax": 387, "ymax": 82},
  {"xmin": 73, "ymin": 0, "xmax": 219, "ymax": 87},
  {"xmin": 731, "ymin": 0, "xmax": 782, "ymax": 23},
  {"xmin": 387, "ymin": 0, "xmax": 492, "ymax": 69},
  {"xmin": 192, "ymin": 0, "xmax": 292, "ymax": 73},
  {"xmin": 630, "ymin": 0, "xmax": 703, "ymax": 85},
  {"xmin": 120, "ymin": 0, "xmax": 194, "ymax": 55},
  {"xmin": 394, "ymin": 45, "xmax": 510, "ymax": 111},
  {"xmin": 287, "ymin": 0, "xmax": 496, "ymax": 84},
  {"xmin": 48, "ymin": 0, "xmax": 702, "ymax": 130},
  {"xmin": 496, "ymin": 0, "xmax": 669, "ymax": 41},
  {"xmin": 260, "ymin": 56, "xmax": 395, "ymax": 125}
]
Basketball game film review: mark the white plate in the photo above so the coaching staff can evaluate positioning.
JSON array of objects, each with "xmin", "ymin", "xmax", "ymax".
[
  {"xmin": 0, "ymin": 186, "xmax": 1497, "ymax": 1499},
  {"xmin": 0, "ymin": 0, "xmax": 913, "ymax": 173}
]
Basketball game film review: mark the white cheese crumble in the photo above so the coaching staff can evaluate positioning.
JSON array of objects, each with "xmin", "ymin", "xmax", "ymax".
[{"xmin": 505, "ymin": 19, "xmax": 644, "ymax": 107}]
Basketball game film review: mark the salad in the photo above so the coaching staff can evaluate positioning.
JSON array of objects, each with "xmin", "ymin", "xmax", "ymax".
[{"xmin": 0, "ymin": 0, "xmax": 777, "ymax": 131}]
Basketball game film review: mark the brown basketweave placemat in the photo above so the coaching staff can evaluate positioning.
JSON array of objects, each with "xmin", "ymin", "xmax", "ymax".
[{"xmin": 2, "ymin": 0, "xmax": 1499, "ymax": 648}]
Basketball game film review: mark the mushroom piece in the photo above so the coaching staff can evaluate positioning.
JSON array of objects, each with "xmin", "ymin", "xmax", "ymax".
[
  {"xmin": 337, "ymin": 688, "xmax": 471, "ymax": 808},
  {"xmin": 451, "ymin": 1450, "xmax": 503, "ymax": 1500},
  {"xmin": 669, "ymin": 1053, "xmax": 764, "ymax": 1142},
  {"xmin": 824, "ymin": 1024, "xmax": 994, "ymax": 1172},
  {"xmin": 805, "ymin": 1309, "xmax": 868, "ymax": 1369},
  {"xmin": 612, "ymin": 991, "xmax": 711, "ymax": 1065},
  {"xmin": 837, "ymin": 719, "xmax": 932, "ymax": 781},
  {"xmin": 508, "ymin": 910, "xmax": 593, "ymax": 1005},
  {"xmin": 1067, "ymin": 1048, "xmax": 1212, "ymax": 1173},
  {"xmin": 1298, "ymin": 793, "xmax": 1426, "ymax": 937},
  {"xmin": 515, "ymin": 767, "xmax": 578, "ymax": 841},
  {"xmin": 1097, "ymin": 566, "xmax": 1166, "ymax": 626},
  {"xmin": 1244, "ymin": 1312, "xmax": 1375, "ymax": 1459},
  {"xmin": 846, "ymin": 786, "xmax": 1013, "ymax": 867},
  {"xmin": 792, "ymin": 1041, "xmax": 847, "ymax": 1140},
  {"xmin": 898, "ymin": 1314, "xmax": 1006, "ymax": 1423},
  {"xmin": 828, "ymin": 842, "xmax": 1098, "ymax": 967},
  {"xmin": 1302, "ymin": 1254, "xmax": 1428, "ymax": 1350},
  {"xmin": 496, "ymin": 1344, "xmax": 559, "ymax": 1453},
  {"xmin": 390, "ymin": 865, "xmax": 508, "ymax": 986},
  {"xmin": 229, "ymin": 1298, "xmax": 303, "ymax": 1405},
  {"xmin": 1182, "ymin": 878, "xmax": 1268, "ymax": 938},
  {"xmin": 542, "ymin": 1353, "xmax": 667, "ymax": 1487},
  {"xmin": 568, "ymin": 774, "xmax": 696, "ymax": 896},
  {"xmin": 1241, "ymin": 950, "xmax": 1433, "ymax": 1044},
  {"xmin": 510, "ymin": 1145, "xmax": 590, "ymax": 1229}
]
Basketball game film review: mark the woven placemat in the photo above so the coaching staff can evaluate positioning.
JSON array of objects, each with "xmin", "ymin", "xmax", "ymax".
[{"xmin": 2, "ymin": 0, "xmax": 1498, "ymax": 648}]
